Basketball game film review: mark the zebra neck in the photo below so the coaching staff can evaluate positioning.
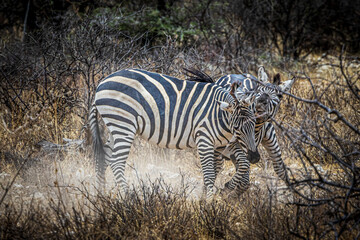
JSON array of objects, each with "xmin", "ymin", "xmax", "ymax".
[
  {"xmin": 255, "ymin": 118, "xmax": 269, "ymax": 130},
  {"xmin": 202, "ymin": 87, "xmax": 234, "ymax": 137},
  {"xmin": 220, "ymin": 108, "xmax": 232, "ymax": 130},
  {"xmin": 216, "ymin": 93, "xmax": 233, "ymax": 134}
]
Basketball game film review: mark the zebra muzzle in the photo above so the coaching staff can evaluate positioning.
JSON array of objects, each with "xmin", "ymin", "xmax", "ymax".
[{"xmin": 248, "ymin": 149, "xmax": 260, "ymax": 164}]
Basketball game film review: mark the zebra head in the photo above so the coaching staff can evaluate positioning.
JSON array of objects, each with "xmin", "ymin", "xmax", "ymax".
[
  {"xmin": 255, "ymin": 66, "xmax": 295, "ymax": 121},
  {"xmin": 218, "ymin": 81, "xmax": 260, "ymax": 163}
]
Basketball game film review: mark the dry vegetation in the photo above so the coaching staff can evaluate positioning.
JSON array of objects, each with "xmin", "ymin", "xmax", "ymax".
[{"xmin": 1, "ymin": 1, "xmax": 360, "ymax": 239}]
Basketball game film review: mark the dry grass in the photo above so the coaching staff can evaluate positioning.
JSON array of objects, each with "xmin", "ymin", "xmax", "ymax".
[
  {"xmin": 0, "ymin": 141, "xmax": 355, "ymax": 239},
  {"xmin": 0, "ymin": 147, "xmax": 295, "ymax": 239}
]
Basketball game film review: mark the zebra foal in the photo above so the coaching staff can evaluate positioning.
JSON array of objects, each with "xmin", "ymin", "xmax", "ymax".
[
  {"xmin": 89, "ymin": 69, "xmax": 259, "ymax": 199},
  {"xmin": 216, "ymin": 67, "xmax": 294, "ymax": 186},
  {"xmin": 186, "ymin": 67, "xmax": 295, "ymax": 193}
]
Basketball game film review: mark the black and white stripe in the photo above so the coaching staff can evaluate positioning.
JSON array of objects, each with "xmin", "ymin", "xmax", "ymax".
[{"xmin": 89, "ymin": 69, "xmax": 259, "ymax": 198}]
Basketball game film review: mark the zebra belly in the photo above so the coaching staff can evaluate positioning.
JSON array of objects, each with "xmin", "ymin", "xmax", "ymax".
[{"xmin": 138, "ymin": 130, "xmax": 197, "ymax": 149}]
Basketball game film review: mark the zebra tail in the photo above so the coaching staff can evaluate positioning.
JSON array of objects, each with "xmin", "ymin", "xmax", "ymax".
[{"xmin": 89, "ymin": 104, "xmax": 106, "ymax": 178}]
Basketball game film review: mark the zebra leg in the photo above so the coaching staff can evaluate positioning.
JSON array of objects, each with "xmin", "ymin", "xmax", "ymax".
[
  {"xmin": 214, "ymin": 149, "xmax": 224, "ymax": 180},
  {"xmin": 196, "ymin": 133, "xmax": 216, "ymax": 199},
  {"xmin": 224, "ymin": 150, "xmax": 250, "ymax": 195},
  {"xmin": 107, "ymin": 131, "xmax": 135, "ymax": 194},
  {"xmin": 261, "ymin": 123, "xmax": 290, "ymax": 185},
  {"xmin": 221, "ymin": 140, "xmax": 239, "ymax": 170}
]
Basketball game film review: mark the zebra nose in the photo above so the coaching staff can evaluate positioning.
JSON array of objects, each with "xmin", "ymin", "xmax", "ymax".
[
  {"xmin": 248, "ymin": 150, "xmax": 260, "ymax": 164},
  {"xmin": 259, "ymin": 97, "xmax": 267, "ymax": 104},
  {"xmin": 258, "ymin": 93, "xmax": 269, "ymax": 104}
]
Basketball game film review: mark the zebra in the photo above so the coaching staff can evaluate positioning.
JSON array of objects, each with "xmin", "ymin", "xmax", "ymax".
[
  {"xmin": 185, "ymin": 67, "xmax": 295, "ymax": 194},
  {"xmin": 89, "ymin": 68, "xmax": 260, "ymax": 199}
]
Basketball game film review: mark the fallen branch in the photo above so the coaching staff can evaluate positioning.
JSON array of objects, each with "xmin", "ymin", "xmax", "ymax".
[{"xmin": 36, "ymin": 138, "xmax": 84, "ymax": 152}]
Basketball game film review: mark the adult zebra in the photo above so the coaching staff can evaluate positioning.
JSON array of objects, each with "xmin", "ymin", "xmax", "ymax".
[
  {"xmin": 89, "ymin": 68, "xmax": 259, "ymax": 199},
  {"xmin": 186, "ymin": 67, "xmax": 295, "ymax": 194}
]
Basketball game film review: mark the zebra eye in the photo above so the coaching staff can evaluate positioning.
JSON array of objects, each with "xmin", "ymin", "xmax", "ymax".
[{"xmin": 277, "ymin": 94, "xmax": 283, "ymax": 100}]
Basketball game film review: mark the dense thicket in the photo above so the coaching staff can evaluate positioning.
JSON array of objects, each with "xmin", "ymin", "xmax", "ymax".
[{"xmin": 1, "ymin": 0, "xmax": 360, "ymax": 58}]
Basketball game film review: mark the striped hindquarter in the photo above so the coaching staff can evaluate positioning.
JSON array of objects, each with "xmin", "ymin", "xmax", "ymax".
[{"xmin": 89, "ymin": 69, "xmax": 258, "ymax": 198}]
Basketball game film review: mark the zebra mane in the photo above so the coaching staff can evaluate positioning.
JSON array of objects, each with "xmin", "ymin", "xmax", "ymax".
[{"xmin": 183, "ymin": 68, "xmax": 215, "ymax": 83}]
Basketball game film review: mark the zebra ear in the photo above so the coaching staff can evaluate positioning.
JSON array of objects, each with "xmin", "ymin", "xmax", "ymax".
[
  {"xmin": 258, "ymin": 66, "xmax": 269, "ymax": 83},
  {"xmin": 217, "ymin": 101, "xmax": 234, "ymax": 113},
  {"xmin": 273, "ymin": 73, "xmax": 281, "ymax": 85},
  {"xmin": 279, "ymin": 77, "xmax": 295, "ymax": 93}
]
